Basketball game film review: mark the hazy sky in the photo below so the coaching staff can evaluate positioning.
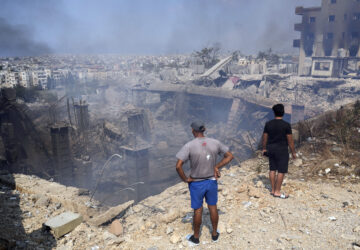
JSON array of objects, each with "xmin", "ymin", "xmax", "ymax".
[{"xmin": 0, "ymin": 0, "xmax": 320, "ymax": 57}]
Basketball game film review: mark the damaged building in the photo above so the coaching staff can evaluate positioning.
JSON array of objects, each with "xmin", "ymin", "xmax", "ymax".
[{"xmin": 294, "ymin": 0, "xmax": 360, "ymax": 77}]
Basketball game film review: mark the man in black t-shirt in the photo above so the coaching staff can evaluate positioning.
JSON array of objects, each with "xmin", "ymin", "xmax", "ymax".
[{"xmin": 262, "ymin": 104, "xmax": 296, "ymax": 199}]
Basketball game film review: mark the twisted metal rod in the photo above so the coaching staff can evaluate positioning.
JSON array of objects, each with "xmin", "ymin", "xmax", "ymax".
[{"xmin": 90, "ymin": 154, "xmax": 123, "ymax": 201}]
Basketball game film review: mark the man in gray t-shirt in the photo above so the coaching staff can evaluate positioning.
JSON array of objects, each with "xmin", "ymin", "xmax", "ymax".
[{"xmin": 176, "ymin": 121, "xmax": 233, "ymax": 245}]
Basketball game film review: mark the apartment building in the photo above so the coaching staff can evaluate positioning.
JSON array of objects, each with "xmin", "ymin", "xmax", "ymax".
[{"xmin": 294, "ymin": 0, "xmax": 360, "ymax": 77}]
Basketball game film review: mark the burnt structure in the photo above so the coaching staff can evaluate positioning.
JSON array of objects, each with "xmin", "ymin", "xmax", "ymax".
[
  {"xmin": 74, "ymin": 101, "xmax": 90, "ymax": 132},
  {"xmin": 294, "ymin": 0, "xmax": 360, "ymax": 77},
  {"xmin": 50, "ymin": 124, "xmax": 73, "ymax": 185}
]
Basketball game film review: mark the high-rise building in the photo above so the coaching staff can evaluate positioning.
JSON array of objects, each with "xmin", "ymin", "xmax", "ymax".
[{"xmin": 294, "ymin": 0, "xmax": 360, "ymax": 77}]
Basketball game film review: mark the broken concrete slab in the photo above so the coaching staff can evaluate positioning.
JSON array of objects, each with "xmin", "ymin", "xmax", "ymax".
[
  {"xmin": 44, "ymin": 212, "xmax": 83, "ymax": 238},
  {"xmin": 88, "ymin": 200, "xmax": 134, "ymax": 226}
]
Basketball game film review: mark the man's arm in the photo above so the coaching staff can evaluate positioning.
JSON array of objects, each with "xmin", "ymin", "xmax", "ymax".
[
  {"xmin": 262, "ymin": 133, "xmax": 268, "ymax": 154},
  {"xmin": 214, "ymin": 151, "xmax": 234, "ymax": 179},
  {"xmin": 176, "ymin": 159, "xmax": 193, "ymax": 183},
  {"xmin": 286, "ymin": 134, "xmax": 296, "ymax": 159}
]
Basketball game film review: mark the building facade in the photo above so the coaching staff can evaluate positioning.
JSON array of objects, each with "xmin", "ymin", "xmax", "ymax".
[{"xmin": 294, "ymin": 0, "xmax": 360, "ymax": 77}]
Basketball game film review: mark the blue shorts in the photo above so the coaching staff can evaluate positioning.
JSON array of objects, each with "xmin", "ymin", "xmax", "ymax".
[{"xmin": 188, "ymin": 179, "xmax": 218, "ymax": 209}]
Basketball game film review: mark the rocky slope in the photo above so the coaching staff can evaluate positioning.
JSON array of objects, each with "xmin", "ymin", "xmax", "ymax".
[{"xmin": 1, "ymin": 103, "xmax": 360, "ymax": 249}]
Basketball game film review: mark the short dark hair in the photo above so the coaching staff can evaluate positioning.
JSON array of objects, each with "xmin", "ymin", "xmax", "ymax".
[{"xmin": 272, "ymin": 104, "xmax": 284, "ymax": 117}]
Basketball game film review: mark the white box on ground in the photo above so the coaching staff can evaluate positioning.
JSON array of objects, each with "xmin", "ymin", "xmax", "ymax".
[{"xmin": 44, "ymin": 212, "xmax": 83, "ymax": 238}]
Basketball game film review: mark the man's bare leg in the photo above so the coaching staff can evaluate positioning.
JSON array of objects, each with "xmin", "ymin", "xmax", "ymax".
[
  {"xmin": 193, "ymin": 207, "xmax": 203, "ymax": 238},
  {"xmin": 274, "ymin": 172, "xmax": 285, "ymax": 196},
  {"xmin": 269, "ymin": 170, "xmax": 277, "ymax": 195},
  {"xmin": 208, "ymin": 204, "xmax": 218, "ymax": 236}
]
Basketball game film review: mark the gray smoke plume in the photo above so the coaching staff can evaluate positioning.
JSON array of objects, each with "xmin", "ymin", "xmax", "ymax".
[{"xmin": 0, "ymin": 17, "xmax": 52, "ymax": 57}]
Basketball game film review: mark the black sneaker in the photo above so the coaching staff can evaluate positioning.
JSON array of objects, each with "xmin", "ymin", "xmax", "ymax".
[
  {"xmin": 186, "ymin": 234, "xmax": 200, "ymax": 246},
  {"xmin": 212, "ymin": 231, "xmax": 220, "ymax": 242}
]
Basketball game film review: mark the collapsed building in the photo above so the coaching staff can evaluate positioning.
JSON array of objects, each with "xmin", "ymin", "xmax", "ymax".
[{"xmin": 294, "ymin": 0, "xmax": 360, "ymax": 77}]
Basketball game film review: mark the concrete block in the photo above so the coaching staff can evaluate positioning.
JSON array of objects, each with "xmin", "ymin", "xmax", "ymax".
[
  {"xmin": 44, "ymin": 212, "xmax": 83, "ymax": 238},
  {"xmin": 89, "ymin": 200, "xmax": 134, "ymax": 226}
]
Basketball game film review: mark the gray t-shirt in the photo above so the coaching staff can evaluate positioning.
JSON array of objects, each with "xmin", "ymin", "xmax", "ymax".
[{"xmin": 176, "ymin": 137, "xmax": 229, "ymax": 181}]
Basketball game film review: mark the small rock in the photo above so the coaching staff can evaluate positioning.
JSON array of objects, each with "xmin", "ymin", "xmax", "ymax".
[
  {"xmin": 170, "ymin": 233, "xmax": 181, "ymax": 244},
  {"xmin": 161, "ymin": 209, "xmax": 180, "ymax": 224},
  {"xmin": 226, "ymin": 228, "xmax": 233, "ymax": 234},
  {"xmin": 255, "ymin": 181, "xmax": 264, "ymax": 188},
  {"xmin": 325, "ymin": 168, "xmax": 331, "ymax": 174},
  {"xmin": 109, "ymin": 220, "xmax": 123, "ymax": 236},
  {"xmin": 236, "ymin": 184, "xmax": 247, "ymax": 193},
  {"xmin": 133, "ymin": 206, "xmax": 142, "ymax": 213},
  {"xmin": 353, "ymin": 226, "xmax": 360, "ymax": 232},
  {"xmin": 293, "ymin": 159, "xmax": 303, "ymax": 167},
  {"xmin": 243, "ymin": 201, "xmax": 252, "ymax": 209},
  {"xmin": 166, "ymin": 226, "xmax": 174, "ymax": 235},
  {"xmin": 35, "ymin": 196, "xmax": 50, "ymax": 208},
  {"xmin": 341, "ymin": 234, "xmax": 356, "ymax": 241},
  {"xmin": 222, "ymin": 189, "xmax": 229, "ymax": 196},
  {"xmin": 55, "ymin": 203, "xmax": 61, "ymax": 210},
  {"xmin": 248, "ymin": 187, "xmax": 263, "ymax": 198},
  {"xmin": 328, "ymin": 216, "xmax": 337, "ymax": 221},
  {"xmin": 103, "ymin": 231, "xmax": 116, "ymax": 241},
  {"xmin": 107, "ymin": 237, "xmax": 125, "ymax": 247},
  {"xmin": 218, "ymin": 222, "xmax": 226, "ymax": 233}
]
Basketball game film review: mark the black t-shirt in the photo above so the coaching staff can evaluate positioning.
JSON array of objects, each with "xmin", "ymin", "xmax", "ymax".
[{"xmin": 263, "ymin": 119, "xmax": 292, "ymax": 147}]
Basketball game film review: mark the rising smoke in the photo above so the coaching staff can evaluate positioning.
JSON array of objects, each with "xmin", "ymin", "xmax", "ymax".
[
  {"xmin": 0, "ymin": 17, "xmax": 52, "ymax": 57},
  {"xmin": 0, "ymin": 0, "xmax": 320, "ymax": 56}
]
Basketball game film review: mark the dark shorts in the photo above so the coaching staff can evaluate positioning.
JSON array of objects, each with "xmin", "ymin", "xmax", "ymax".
[
  {"xmin": 268, "ymin": 145, "xmax": 289, "ymax": 173},
  {"xmin": 188, "ymin": 179, "xmax": 218, "ymax": 210}
]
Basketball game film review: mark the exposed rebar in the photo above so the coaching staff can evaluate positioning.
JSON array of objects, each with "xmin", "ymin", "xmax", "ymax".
[{"xmin": 90, "ymin": 153, "xmax": 123, "ymax": 201}]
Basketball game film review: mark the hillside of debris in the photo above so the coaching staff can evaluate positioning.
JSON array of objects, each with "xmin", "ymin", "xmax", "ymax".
[{"xmin": 0, "ymin": 102, "xmax": 360, "ymax": 249}]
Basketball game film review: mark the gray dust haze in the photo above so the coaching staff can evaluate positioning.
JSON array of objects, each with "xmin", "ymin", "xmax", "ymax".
[{"xmin": 0, "ymin": 0, "xmax": 320, "ymax": 56}]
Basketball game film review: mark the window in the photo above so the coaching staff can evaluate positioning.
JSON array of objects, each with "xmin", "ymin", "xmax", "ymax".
[
  {"xmin": 315, "ymin": 62, "xmax": 331, "ymax": 71},
  {"xmin": 309, "ymin": 17, "xmax": 316, "ymax": 23},
  {"xmin": 306, "ymin": 33, "xmax": 315, "ymax": 40},
  {"xmin": 353, "ymin": 13, "xmax": 360, "ymax": 20},
  {"xmin": 331, "ymin": 0, "xmax": 336, "ymax": 3},
  {"xmin": 352, "ymin": 32, "xmax": 359, "ymax": 38},
  {"xmin": 327, "ymin": 33, "xmax": 334, "ymax": 39},
  {"xmin": 329, "ymin": 15, "xmax": 335, "ymax": 22}
]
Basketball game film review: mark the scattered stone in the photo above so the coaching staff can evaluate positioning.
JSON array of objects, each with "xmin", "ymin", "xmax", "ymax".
[
  {"xmin": 226, "ymin": 227, "xmax": 233, "ymax": 234},
  {"xmin": 222, "ymin": 189, "xmax": 229, "ymax": 196},
  {"xmin": 109, "ymin": 220, "xmax": 123, "ymax": 236},
  {"xmin": 218, "ymin": 222, "xmax": 226, "ymax": 233},
  {"xmin": 248, "ymin": 187, "xmax": 263, "ymax": 198},
  {"xmin": 44, "ymin": 212, "xmax": 83, "ymax": 238},
  {"xmin": 89, "ymin": 200, "xmax": 134, "ymax": 226},
  {"xmin": 170, "ymin": 233, "xmax": 181, "ymax": 244},
  {"xmin": 328, "ymin": 216, "xmax": 337, "ymax": 221},
  {"xmin": 160, "ymin": 209, "xmax": 180, "ymax": 224},
  {"xmin": 325, "ymin": 168, "xmax": 331, "ymax": 174},
  {"xmin": 293, "ymin": 159, "xmax": 303, "ymax": 167},
  {"xmin": 55, "ymin": 203, "xmax": 62, "ymax": 210},
  {"xmin": 35, "ymin": 196, "xmax": 50, "ymax": 208},
  {"xmin": 236, "ymin": 184, "xmax": 247, "ymax": 193},
  {"xmin": 166, "ymin": 226, "xmax": 174, "ymax": 235},
  {"xmin": 103, "ymin": 231, "xmax": 116, "ymax": 241},
  {"xmin": 243, "ymin": 201, "xmax": 252, "ymax": 209},
  {"xmin": 353, "ymin": 226, "xmax": 360, "ymax": 232},
  {"xmin": 107, "ymin": 237, "xmax": 125, "ymax": 247},
  {"xmin": 255, "ymin": 180, "xmax": 264, "ymax": 188},
  {"xmin": 341, "ymin": 234, "xmax": 356, "ymax": 241}
]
